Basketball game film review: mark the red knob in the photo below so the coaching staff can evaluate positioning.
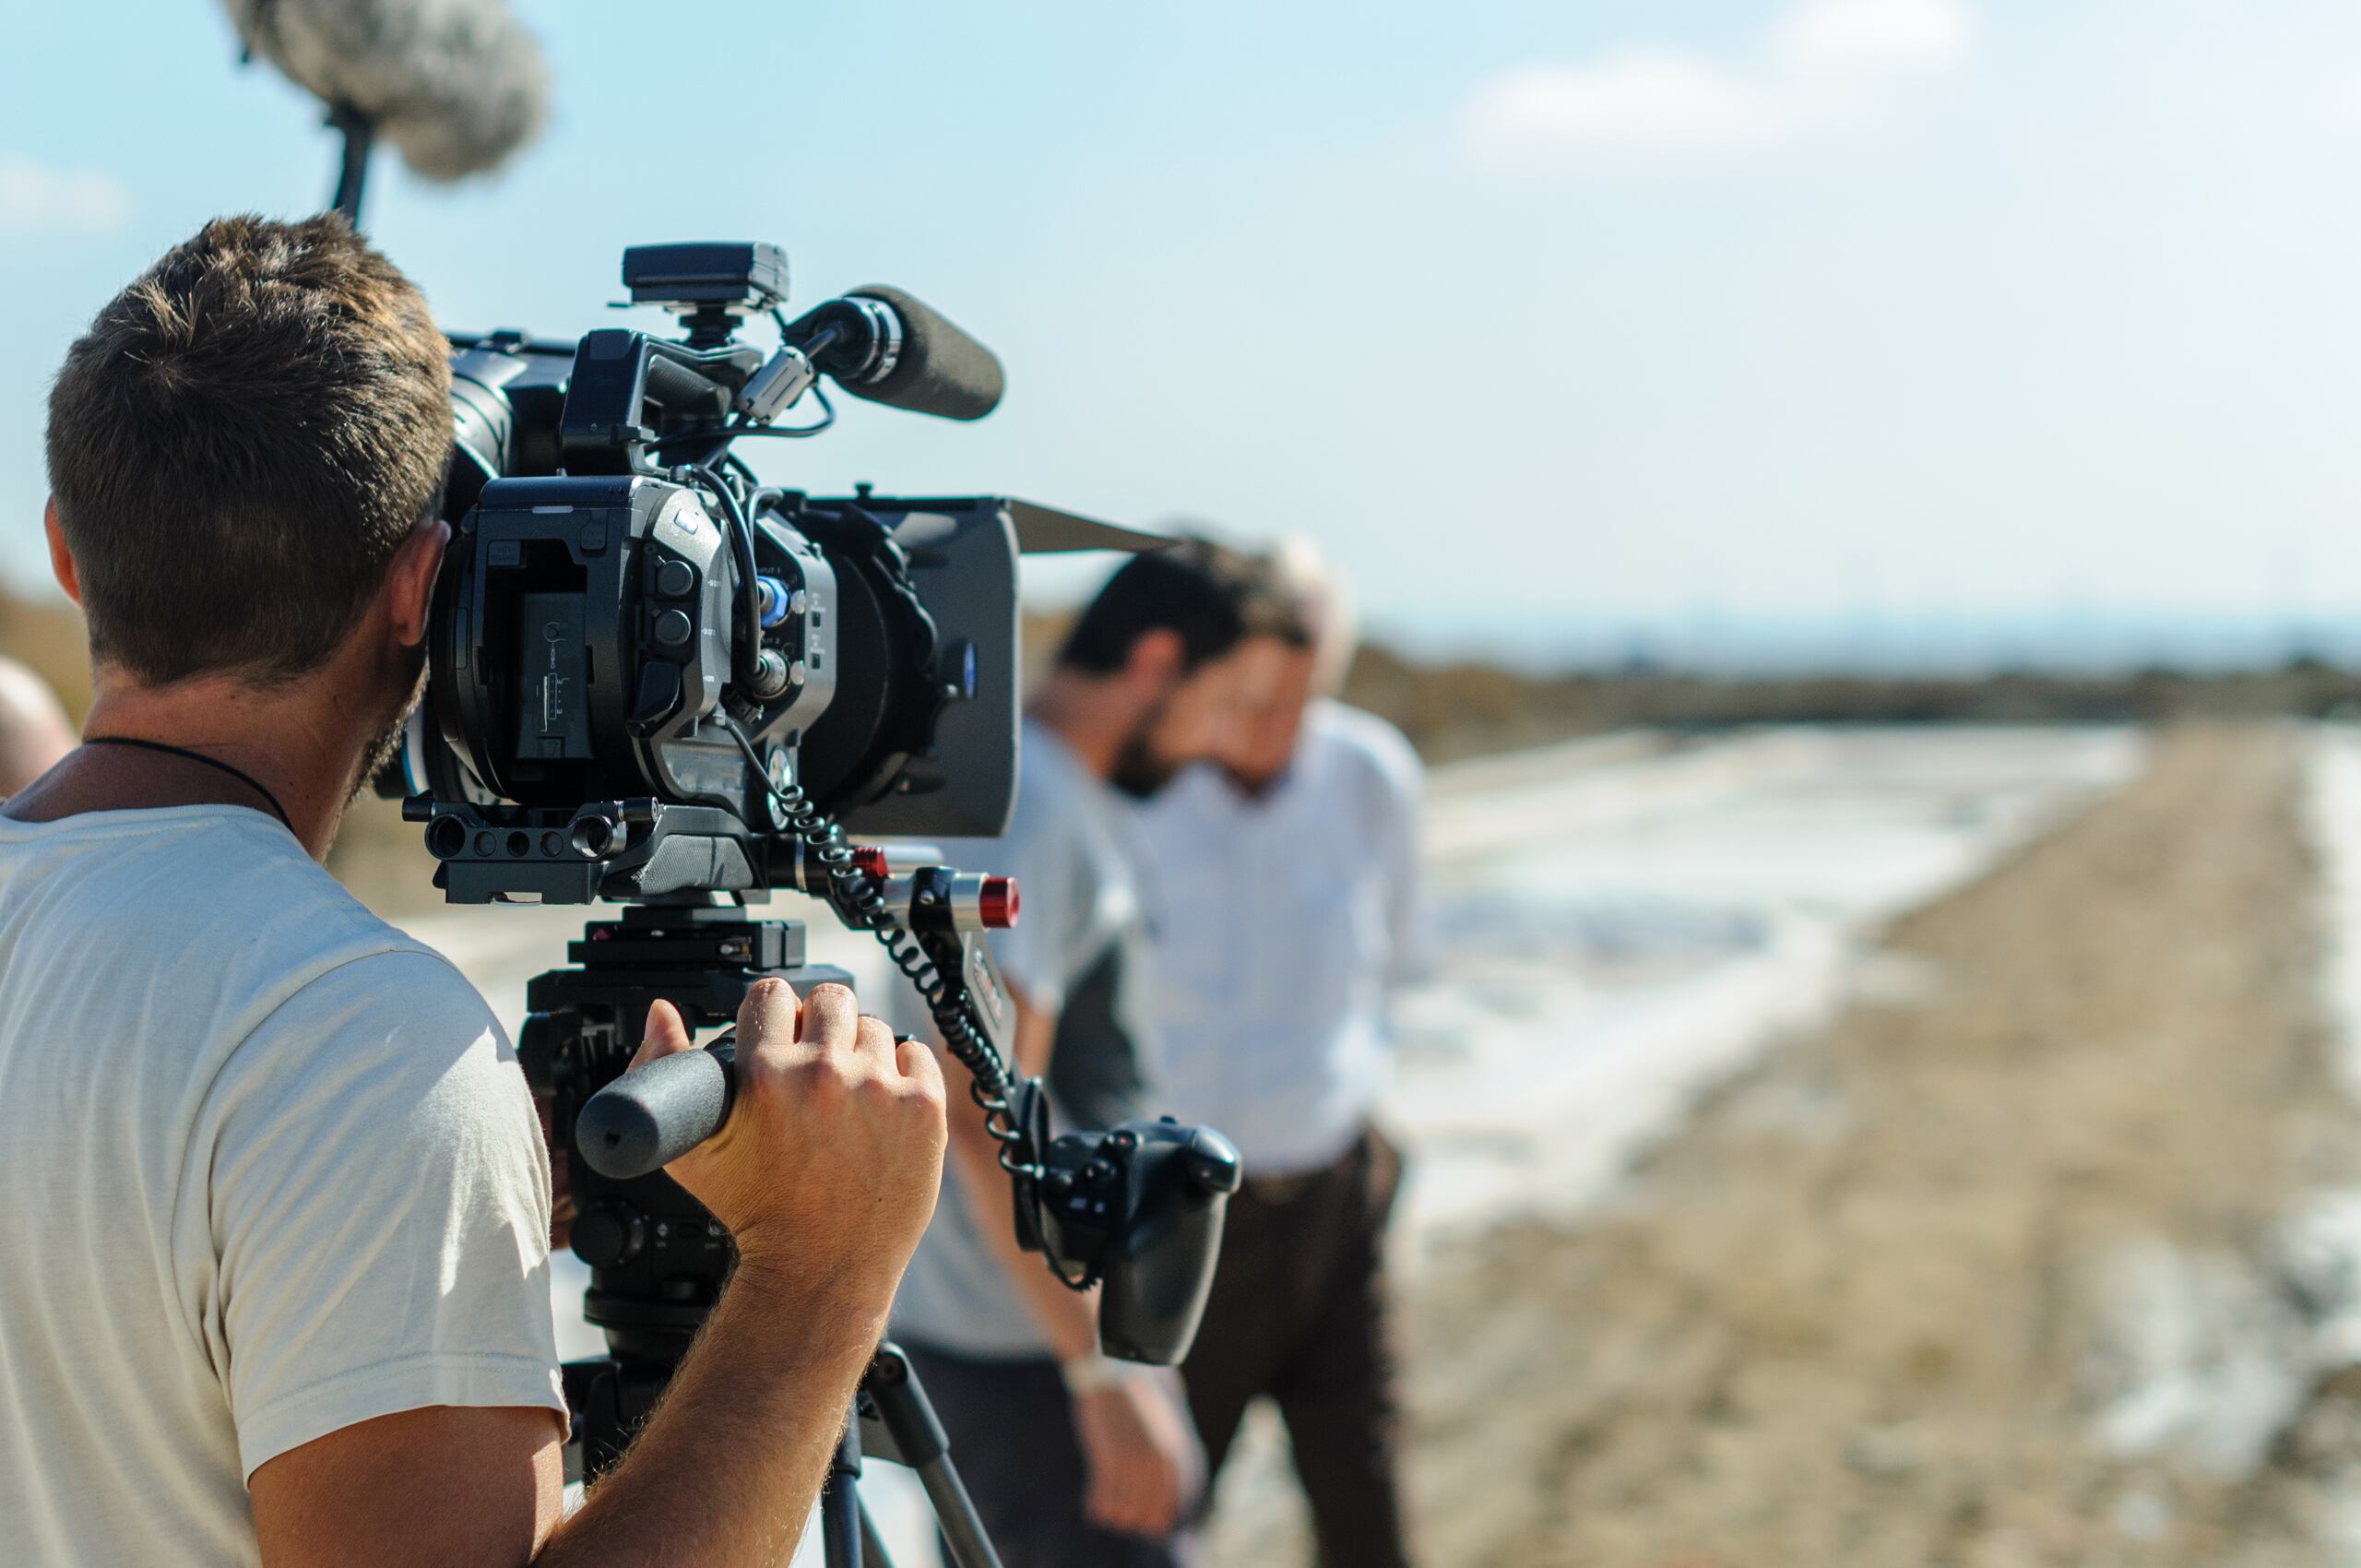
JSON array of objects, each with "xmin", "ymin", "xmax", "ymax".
[
  {"xmin": 979, "ymin": 876, "xmax": 1019, "ymax": 929},
  {"xmin": 850, "ymin": 845, "xmax": 890, "ymax": 881}
]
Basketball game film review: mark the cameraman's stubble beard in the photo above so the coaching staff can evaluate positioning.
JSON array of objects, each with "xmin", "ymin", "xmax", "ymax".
[{"xmin": 350, "ymin": 649, "xmax": 427, "ymax": 806}]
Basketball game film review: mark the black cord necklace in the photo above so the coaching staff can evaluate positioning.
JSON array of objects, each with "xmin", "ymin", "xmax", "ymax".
[{"xmin": 78, "ymin": 736, "xmax": 294, "ymax": 833}]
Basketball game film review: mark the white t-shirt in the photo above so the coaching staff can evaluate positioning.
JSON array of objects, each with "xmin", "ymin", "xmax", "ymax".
[
  {"xmin": 1129, "ymin": 701, "xmax": 1432, "ymax": 1174},
  {"xmin": 0, "ymin": 804, "xmax": 565, "ymax": 1568}
]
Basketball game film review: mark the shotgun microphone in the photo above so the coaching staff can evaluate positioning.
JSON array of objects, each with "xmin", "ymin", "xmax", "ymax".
[{"xmin": 789, "ymin": 285, "xmax": 1007, "ymax": 422}]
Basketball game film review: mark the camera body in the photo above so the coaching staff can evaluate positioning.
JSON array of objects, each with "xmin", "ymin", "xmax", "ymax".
[
  {"xmin": 416, "ymin": 467, "xmax": 1023, "ymax": 902},
  {"xmin": 403, "ymin": 243, "xmax": 1024, "ymax": 904}
]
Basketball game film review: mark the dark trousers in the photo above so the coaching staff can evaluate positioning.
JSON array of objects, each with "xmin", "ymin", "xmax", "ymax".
[
  {"xmin": 1181, "ymin": 1124, "xmax": 1414, "ymax": 1568},
  {"xmin": 900, "ymin": 1344, "xmax": 1190, "ymax": 1568}
]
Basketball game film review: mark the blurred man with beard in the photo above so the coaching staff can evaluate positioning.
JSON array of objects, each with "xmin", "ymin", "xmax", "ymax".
[
  {"xmin": 1132, "ymin": 541, "xmax": 1430, "ymax": 1568},
  {"xmin": 890, "ymin": 539, "xmax": 1288, "ymax": 1567}
]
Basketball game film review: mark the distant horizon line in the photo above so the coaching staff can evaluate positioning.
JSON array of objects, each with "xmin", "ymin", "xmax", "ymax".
[{"xmin": 6, "ymin": 570, "xmax": 2359, "ymax": 681}]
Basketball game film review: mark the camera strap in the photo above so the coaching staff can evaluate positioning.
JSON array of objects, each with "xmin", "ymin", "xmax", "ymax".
[{"xmin": 79, "ymin": 736, "xmax": 294, "ymax": 834}]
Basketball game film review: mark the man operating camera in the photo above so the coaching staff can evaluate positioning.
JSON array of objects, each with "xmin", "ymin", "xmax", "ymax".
[{"xmin": 0, "ymin": 214, "xmax": 949, "ymax": 1568}]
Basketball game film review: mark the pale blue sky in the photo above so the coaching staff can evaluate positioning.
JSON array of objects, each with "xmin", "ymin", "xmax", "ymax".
[{"xmin": 6, "ymin": 0, "xmax": 2361, "ymax": 661}]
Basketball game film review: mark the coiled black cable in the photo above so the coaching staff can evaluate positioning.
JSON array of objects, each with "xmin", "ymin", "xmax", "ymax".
[{"xmin": 718, "ymin": 715, "xmax": 1038, "ymax": 1180}]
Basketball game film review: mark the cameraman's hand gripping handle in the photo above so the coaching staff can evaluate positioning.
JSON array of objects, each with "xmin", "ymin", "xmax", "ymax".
[
  {"xmin": 577, "ymin": 1035, "xmax": 738, "ymax": 1181},
  {"xmin": 569, "ymin": 849, "xmax": 1246, "ymax": 1366},
  {"xmin": 571, "ymin": 860, "xmax": 1013, "ymax": 1184}
]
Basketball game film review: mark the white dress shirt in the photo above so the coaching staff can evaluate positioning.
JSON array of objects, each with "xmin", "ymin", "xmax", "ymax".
[{"xmin": 1129, "ymin": 701, "xmax": 1431, "ymax": 1176}]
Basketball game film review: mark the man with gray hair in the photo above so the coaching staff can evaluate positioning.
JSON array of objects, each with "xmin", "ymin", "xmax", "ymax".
[{"xmin": 1128, "ymin": 540, "xmax": 1430, "ymax": 1566}]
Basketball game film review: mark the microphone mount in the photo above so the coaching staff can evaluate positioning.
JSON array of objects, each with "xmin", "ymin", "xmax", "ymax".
[{"xmin": 326, "ymin": 101, "xmax": 374, "ymax": 227}]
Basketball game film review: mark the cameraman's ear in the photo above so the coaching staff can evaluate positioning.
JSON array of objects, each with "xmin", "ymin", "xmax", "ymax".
[
  {"xmin": 386, "ymin": 518, "xmax": 450, "ymax": 648},
  {"xmin": 42, "ymin": 498, "xmax": 80, "ymax": 607}
]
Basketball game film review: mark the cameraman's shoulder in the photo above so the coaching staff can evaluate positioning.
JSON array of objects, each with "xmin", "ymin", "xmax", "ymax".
[
  {"xmin": 196, "ymin": 840, "xmax": 508, "ymax": 1094},
  {"xmin": 102, "ymin": 811, "xmax": 426, "ymax": 968},
  {"xmin": 212, "ymin": 940, "xmax": 528, "ymax": 1169},
  {"xmin": 236, "ymin": 854, "xmax": 496, "ymax": 1023}
]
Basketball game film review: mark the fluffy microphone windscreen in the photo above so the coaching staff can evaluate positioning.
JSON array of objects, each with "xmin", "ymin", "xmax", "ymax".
[{"xmin": 216, "ymin": 0, "xmax": 550, "ymax": 181}]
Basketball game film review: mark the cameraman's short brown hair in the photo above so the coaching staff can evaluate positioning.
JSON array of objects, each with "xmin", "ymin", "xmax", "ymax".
[{"xmin": 44, "ymin": 214, "xmax": 450, "ymax": 685}]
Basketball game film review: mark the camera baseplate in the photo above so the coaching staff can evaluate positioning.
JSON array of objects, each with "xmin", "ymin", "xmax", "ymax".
[{"xmin": 408, "ymin": 796, "xmax": 770, "ymax": 904}]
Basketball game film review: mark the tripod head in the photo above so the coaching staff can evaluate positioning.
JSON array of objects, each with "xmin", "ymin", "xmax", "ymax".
[{"xmin": 524, "ymin": 829, "xmax": 1240, "ymax": 1491}]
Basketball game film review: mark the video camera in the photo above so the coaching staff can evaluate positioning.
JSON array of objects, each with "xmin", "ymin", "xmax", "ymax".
[
  {"xmin": 408, "ymin": 241, "xmax": 1092, "ymax": 903},
  {"xmin": 395, "ymin": 244, "xmax": 1240, "ymax": 1467}
]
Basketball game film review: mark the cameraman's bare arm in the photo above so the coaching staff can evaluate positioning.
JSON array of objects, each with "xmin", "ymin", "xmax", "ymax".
[
  {"xmin": 250, "ymin": 1265, "xmax": 888, "ymax": 1568},
  {"xmin": 248, "ymin": 1407, "xmax": 564, "ymax": 1568},
  {"xmin": 250, "ymin": 981, "xmax": 945, "ymax": 1568},
  {"xmin": 539, "ymin": 1257, "xmax": 896, "ymax": 1564}
]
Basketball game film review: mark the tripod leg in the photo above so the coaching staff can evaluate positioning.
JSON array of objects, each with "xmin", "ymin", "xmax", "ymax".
[
  {"xmin": 862, "ymin": 1347, "xmax": 1005, "ymax": 1568},
  {"xmin": 821, "ymin": 1411, "xmax": 866, "ymax": 1568},
  {"xmin": 821, "ymin": 1475, "xmax": 866, "ymax": 1568},
  {"xmin": 913, "ymin": 1457, "xmax": 999, "ymax": 1568},
  {"xmin": 857, "ymin": 1496, "xmax": 893, "ymax": 1565}
]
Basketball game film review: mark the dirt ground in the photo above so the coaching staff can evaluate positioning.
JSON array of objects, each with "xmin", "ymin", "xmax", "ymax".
[{"xmin": 1214, "ymin": 724, "xmax": 2361, "ymax": 1566}]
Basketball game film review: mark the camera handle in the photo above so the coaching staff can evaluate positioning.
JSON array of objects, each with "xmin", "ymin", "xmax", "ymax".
[{"xmin": 574, "ymin": 1033, "xmax": 737, "ymax": 1177}]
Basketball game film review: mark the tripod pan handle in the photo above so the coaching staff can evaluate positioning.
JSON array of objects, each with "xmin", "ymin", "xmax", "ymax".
[{"xmin": 576, "ymin": 1039, "xmax": 738, "ymax": 1180}]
